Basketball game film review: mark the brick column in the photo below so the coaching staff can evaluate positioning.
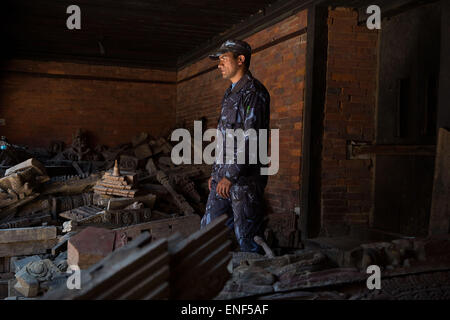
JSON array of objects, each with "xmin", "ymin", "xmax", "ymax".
[{"xmin": 320, "ymin": 8, "xmax": 379, "ymax": 236}]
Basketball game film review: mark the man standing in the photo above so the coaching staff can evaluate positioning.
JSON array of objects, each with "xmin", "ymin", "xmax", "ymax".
[{"xmin": 200, "ymin": 40, "xmax": 271, "ymax": 253}]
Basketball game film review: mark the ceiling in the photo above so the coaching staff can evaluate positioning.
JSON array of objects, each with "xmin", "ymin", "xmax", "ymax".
[
  {"xmin": 1, "ymin": 0, "xmax": 434, "ymax": 70},
  {"xmin": 1, "ymin": 0, "xmax": 288, "ymax": 70}
]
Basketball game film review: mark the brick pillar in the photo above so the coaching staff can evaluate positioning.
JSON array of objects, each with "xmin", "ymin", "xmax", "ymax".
[{"xmin": 320, "ymin": 8, "xmax": 379, "ymax": 236}]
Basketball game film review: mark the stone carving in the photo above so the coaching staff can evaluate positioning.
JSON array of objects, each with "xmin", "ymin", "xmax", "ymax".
[
  {"xmin": 169, "ymin": 174, "xmax": 201, "ymax": 203},
  {"xmin": 156, "ymin": 170, "xmax": 195, "ymax": 216},
  {"xmin": 15, "ymin": 259, "xmax": 61, "ymax": 297}
]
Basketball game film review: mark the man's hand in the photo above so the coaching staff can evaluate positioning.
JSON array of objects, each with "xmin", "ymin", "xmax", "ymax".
[
  {"xmin": 216, "ymin": 177, "xmax": 232, "ymax": 199},
  {"xmin": 208, "ymin": 176, "xmax": 213, "ymax": 191}
]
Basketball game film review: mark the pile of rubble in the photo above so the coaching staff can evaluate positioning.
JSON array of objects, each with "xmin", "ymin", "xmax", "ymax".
[
  {"xmin": 1, "ymin": 129, "xmax": 450, "ymax": 300},
  {"xmin": 0, "ymin": 129, "xmax": 214, "ymax": 299},
  {"xmin": 216, "ymin": 235, "xmax": 450, "ymax": 300},
  {"xmin": 42, "ymin": 215, "xmax": 232, "ymax": 300}
]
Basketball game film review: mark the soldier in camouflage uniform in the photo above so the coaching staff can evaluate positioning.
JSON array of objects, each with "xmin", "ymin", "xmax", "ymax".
[{"xmin": 201, "ymin": 40, "xmax": 271, "ymax": 253}]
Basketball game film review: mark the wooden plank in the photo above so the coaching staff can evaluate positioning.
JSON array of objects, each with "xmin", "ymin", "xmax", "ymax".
[
  {"xmin": 171, "ymin": 227, "xmax": 229, "ymax": 272},
  {"xmin": 0, "ymin": 194, "xmax": 40, "ymax": 220},
  {"xmin": 169, "ymin": 214, "xmax": 231, "ymax": 300},
  {"xmin": 437, "ymin": 0, "xmax": 450, "ymax": 130},
  {"xmin": 179, "ymin": 241, "xmax": 230, "ymax": 281},
  {"xmin": 0, "ymin": 213, "xmax": 52, "ymax": 230},
  {"xmin": 143, "ymin": 282, "xmax": 170, "ymax": 300},
  {"xmin": 300, "ymin": 3, "xmax": 329, "ymax": 240},
  {"xmin": 107, "ymin": 194, "xmax": 156, "ymax": 210},
  {"xmin": 429, "ymin": 128, "xmax": 450, "ymax": 235},
  {"xmin": 77, "ymin": 237, "xmax": 167, "ymax": 299},
  {"xmin": 0, "ymin": 239, "xmax": 58, "ymax": 257},
  {"xmin": 114, "ymin": 214, "xmax": 200, "ymax": 241},
  {"xmin": 59, "ymin": 205, "xmax": 103, "ymax": 221},
  {"xmin": 0, "ymin": 226, "xmax": 57, "ymax": 243},
  {"xmin": 5, "ymin": 158, "xmax": 46, "ymax": 176},
  {"xmin": 74, "ymin": 208, "xmax": 153, "ymax": 227},
  {"xmin": 42, "ymin": 173, "xmax": 101, "ymax": 195},
  {"xmin": 171, "ymin": 241, "xmax": 231, "ymax": 299},
  {"xmin": 170, "ymin": 214, "xmax": 227, "ymax": 260},
  {"xmin": 174, "ymin": 253, "xmax": 230, "ymax": 300},
  {"xmin": 96, "ymin": 252, "xmax": 169, "ymax": 300},
  {"xmin": 119, "ymin": 265, "xmax": 169, "ymax": 300}
]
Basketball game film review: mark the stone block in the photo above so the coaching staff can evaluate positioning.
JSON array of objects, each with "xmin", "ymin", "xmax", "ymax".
[{"xmin": 67, "ymin": 227, "xmax": 115, "ymax": 269}]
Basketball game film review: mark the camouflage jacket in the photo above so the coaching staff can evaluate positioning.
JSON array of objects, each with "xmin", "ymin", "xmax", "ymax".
[{"xmin": 211, "ymin": 70, "xmax": 270, "ymax": 186}]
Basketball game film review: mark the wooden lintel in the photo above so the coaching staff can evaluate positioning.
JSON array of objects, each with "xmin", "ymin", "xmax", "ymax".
[{"xmin": 351, "ymin": 144, "xmax": 436, "ymax": 157}]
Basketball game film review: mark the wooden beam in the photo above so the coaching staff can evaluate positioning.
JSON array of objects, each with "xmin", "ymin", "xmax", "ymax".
[
  {"xmin": 350, "ymin": 144, "xmax": 436, "ymax": 158},
  {"xmin": 3, "ymin": 51, "xmax": 178, "ymax": 71},
  {"xmin": 0, "ymin": 194, "xmax": 40, "ymax": 221},
  {"xmin": 300, "ymin": 4, "xmax": 329, "ymax": 239},
  {"xmin": 114, "ymin": 215, "xmax": 200, "ymax": 242},
  {"xmin": 177, "ymin": 0, "xmax": 318, "ymax": 68},
  {"xmin": 106, "ymin": 194, "xmax": 156, "ymax": 210},
  {"xmin": 0, "ymin": 239, "xmax": 58, "ymax": 257},
  {"xmin": 0, "ymin": 70, "xmax": 176, "ymax": 85},
  {"xmin": 5, "ymin": 158, "xmax": 46, "ymax": 176},
  {"xmin": 41, "ymin": 173, "xmax": 101, "ymax": 196},
  {"xmin": 437, "ymin": 0, "xmax": 450, "ymax": 130},
  {"xmin": 428, "ymin": 128, "xmax": 450, "ymax": 235},
  {"xmin": 94, "ymin": 253, "xmax": 170, "ymax": 300},
  {"xmin": 0, "ymin": 226, "xmax": 56, "ymax": 243}
]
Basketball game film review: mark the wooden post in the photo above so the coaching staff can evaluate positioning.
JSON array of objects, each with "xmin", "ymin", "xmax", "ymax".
[{"xmin": 428, "ymin": 128, "xmax": 450, "ymax": 235}]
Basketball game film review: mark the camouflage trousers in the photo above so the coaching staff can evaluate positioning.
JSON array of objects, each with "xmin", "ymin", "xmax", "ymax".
[{"xmin": 201, "ymin": 178, "xmax": 266, "ymax": 253}]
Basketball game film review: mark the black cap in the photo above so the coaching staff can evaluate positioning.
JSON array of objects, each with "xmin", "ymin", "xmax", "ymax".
[{"xmin": 209, "ymin": 39, "xmax": 252, "ymax": 60}]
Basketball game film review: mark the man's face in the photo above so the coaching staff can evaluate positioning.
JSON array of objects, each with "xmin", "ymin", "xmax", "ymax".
[{"xmin": 218, "ymin": 52, "xmax": 242, "ymax": 80}]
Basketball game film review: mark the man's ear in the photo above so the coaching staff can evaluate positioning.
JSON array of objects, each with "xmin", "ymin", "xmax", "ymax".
[{"xmin": 238, "ymin": 55, "xmax": 245, "ymax": 66}]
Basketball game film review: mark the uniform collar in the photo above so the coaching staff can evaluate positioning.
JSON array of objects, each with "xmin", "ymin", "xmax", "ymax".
[{"xmin": 230, "ymin": 70, "xmax": 252, "ymax": 94}]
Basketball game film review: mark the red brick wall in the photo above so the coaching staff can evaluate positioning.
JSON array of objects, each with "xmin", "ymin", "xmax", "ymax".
[
  {"xmin": 177, "ymin": 10, "xmax": 308, "ymax": 245},
  {"xmin": 0, "ymin": 60, "xmax": 176, "ymax": 148},
  {"xmin": 320, "ymin": 8, "xmax": 378, "ymax": 235}
]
